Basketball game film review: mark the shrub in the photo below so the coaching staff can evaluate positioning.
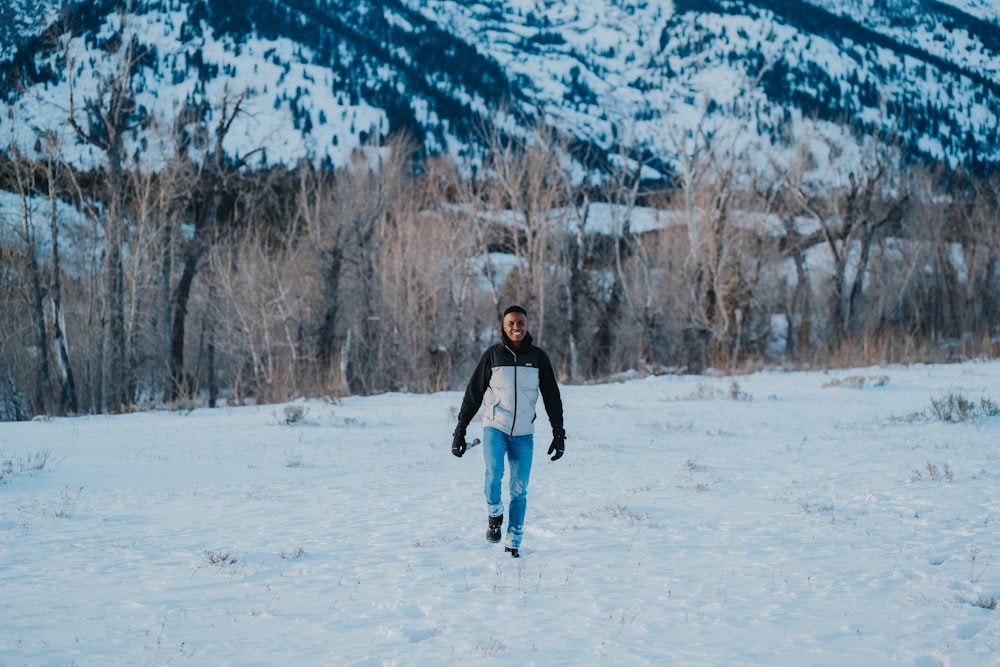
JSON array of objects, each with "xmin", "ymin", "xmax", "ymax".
[
  {"xmin": 973, "ymin": 596, "xmax": 998, "ymax": 611},
  {"xmin": 821, "ymin": 374, "xmax": 889, "ymax": 389},
  {"xmin": 930, "ymin": 392, "xmax": 1000, "ymax": 423},
  {"xmin": 0, "ymin": 450, "xmax": 51, "ymax": 482},
  {"xmin": 282, "ymin": 404, "xmax": 306, "ymax": 424}
]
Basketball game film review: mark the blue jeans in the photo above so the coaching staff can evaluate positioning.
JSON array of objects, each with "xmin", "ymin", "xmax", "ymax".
[{"xmin": 483, "ymin": 426, "xmax": 534, "ymax": 548}]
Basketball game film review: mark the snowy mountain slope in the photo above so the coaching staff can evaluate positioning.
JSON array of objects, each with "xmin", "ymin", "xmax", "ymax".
[
  {"xmin": 405, "ymin": 0, "xmax": 1000, "ymax": 173},
  {"xmin": 0, "ymin": 0, "xmax": 997, "ymax": 175},
  {"xmin": 0, "ymin": 0, "xmax": 516, "ymax": 169}
]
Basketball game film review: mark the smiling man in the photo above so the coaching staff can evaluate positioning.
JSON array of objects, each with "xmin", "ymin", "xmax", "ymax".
[{"xmin": 452, "ymin": 305, "xmax": 566, "ymax": 557}]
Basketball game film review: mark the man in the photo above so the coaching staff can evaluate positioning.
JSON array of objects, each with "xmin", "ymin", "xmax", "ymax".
[{"xmin": 452, "ymin": 305, "xmax": 565, "ymax": 557}]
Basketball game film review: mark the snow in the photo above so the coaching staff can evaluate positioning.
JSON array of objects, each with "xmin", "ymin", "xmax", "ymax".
[
  {"xmin": 2, "ymin": 359, "xmax": 999, "ymax": 665},
  {"xmin": 5, "ymin": 8, "xmax": 388, "ymax": 171},
  {"xmin": 4, "ymin": 0, "xmax": 997, "ymax": 177}
]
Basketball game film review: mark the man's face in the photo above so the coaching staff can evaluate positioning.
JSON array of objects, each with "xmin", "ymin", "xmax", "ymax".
[{"xmin": 503, "ymin": 312, "xmax": 528, "ymax": 344}]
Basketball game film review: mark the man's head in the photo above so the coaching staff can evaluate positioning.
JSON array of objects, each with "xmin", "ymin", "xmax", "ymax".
[{"xmin": 501, "ymin": 305, "xmax": 528, "ymax": 347}]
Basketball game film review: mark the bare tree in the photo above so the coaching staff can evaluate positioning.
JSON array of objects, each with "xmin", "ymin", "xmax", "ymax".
[
  {"xmin": 64, "ymin": 18, "xmax": 151, "ymax": 412},
  {"xmin": 0, "ymin": 169, "xmax": 31, "ymax": 419},
  {"xmin": 587, "ymin": 134, "xmax": 683, "ymax": 376},
  {"xmin": 480, "ymin": 121, "xmax": 573, "ymax": 347},
  {"xmin": 887, "ymin": 168, "xmax": 1000, "ymax": 352},
  {"xmin": 5, "ymin": 147, "xmax": 56, "ymax": 415},
  {"xmin": 962, "ymin": 174, "xmax": 1000, "ymax": 338},
  {"xmin": 658, "ymin": 54, "xmax": 786, "ymax": 371},
  {"xmin": 166, "ymin": 89, "xmax": 255, "ymax": 401},
  {"xmin": 341, "ymin": 133, "xmax": 421, "ymax": 393},
  {"xmin": 428, "ymin": 156, "xmax": 495, "ymax": 388},
  {"xmin": 589, "ymin": 147, "xmax": 642, "ymax": 376},
  {"xmin": 296, "ymin": 165, "xmax": 343, "ymax": 382},
  {"xmin": 565, "ymin": 193, "xmax": 590, "ymax": 382},
  {"xmin": 42, "ymin": 156, "xmax": 79, "ymax": 414},
  {"xmin": 207, "ymin": 176, "xmax": 307, "ymax": 405},
  {"xmin": 765, "ymin": 145, "xmax": 818, "ymax": 360},
  {"xmin": 375, "ymin": 148, "xmax": 498, "ymax": 392},
  {"xmin": 300, "ymin": 140, "xmax": 393, "ymax": 395},
  {"xmin": 789, "ymin": 135, "xmax": 905, "ymax": 345}
]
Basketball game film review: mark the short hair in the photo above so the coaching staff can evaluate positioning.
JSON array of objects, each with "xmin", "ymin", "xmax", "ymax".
[{"xmin": 502, "ymin": 305, "xmax": 527, "ymax": 319}]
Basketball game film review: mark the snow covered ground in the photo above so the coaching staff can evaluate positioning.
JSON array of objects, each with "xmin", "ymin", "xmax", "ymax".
[{"xmin": 1, "ymin": 360, "xmax": 998, "ymax": 665}]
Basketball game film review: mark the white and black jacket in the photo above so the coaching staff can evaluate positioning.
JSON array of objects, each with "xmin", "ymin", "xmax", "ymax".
[{"xmin": 456, "ymin": 332, "xmax": 564, "ymax": 438}]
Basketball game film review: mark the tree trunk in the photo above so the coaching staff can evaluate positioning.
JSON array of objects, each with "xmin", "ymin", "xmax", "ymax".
[
  {"xmin": 27, "ymin": 236, "xmax": 53, "ymax": 415},
  {"xmin": 567, "ymin": 197, "xmax": 589, "ymax": 382},
  {"xmin": 317, "ymin": 248, "xmax": 343, "ymax": 371},
  {"xmin": 0, "ymin": 335, "xmax": 27, "ymax": 421},
  {"xmin": 12, "ymin": 151, "xmax": 55, "ymax": 416},
  {"xmin": 169, "ymin": 233, "xmax": 208, "ymax": 401},
  {"xmin": 103, "ymin": 223, "xmax": 129, "ymax": 412},
  {"xmin": 47, "ymin": 160, "xmax": 78, "ymax": 414}
]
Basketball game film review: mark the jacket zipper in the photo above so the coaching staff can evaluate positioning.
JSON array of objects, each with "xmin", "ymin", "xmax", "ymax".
[{"xmin": 506, "ymin": 344, "xmax": 518, "ymax": 437}]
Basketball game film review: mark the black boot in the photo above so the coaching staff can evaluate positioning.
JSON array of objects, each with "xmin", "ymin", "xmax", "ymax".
[{"xmin": 486, "ymin": 514, "xmax": 503, "ymax": 543}]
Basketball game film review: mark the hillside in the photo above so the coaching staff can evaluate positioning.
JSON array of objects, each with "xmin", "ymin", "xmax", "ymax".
[{"xmin": 0, "ymin": 0, "xmax": 997, "ymax": 177}]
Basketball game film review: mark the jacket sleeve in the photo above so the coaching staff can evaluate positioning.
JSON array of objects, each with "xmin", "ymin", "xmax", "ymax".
[
  {"xmin": 538, "ymin": 350, "xmax": 565, "ymax": 437},
  {"xmin": 455, "ymin": 348, "xmax": 493, "ymax": 433}
]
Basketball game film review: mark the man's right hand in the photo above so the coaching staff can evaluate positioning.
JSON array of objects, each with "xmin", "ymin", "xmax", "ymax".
[{"xmin": 451, "ymin": 430, "xmax": 467, "ymax": 457}]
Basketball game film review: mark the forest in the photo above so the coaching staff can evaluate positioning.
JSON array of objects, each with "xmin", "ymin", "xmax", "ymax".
[{"xmin": 1, "ymin": 30, "xmax": 998, "ymax": 420}]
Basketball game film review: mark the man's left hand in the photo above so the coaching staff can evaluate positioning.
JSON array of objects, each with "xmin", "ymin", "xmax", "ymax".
[{"xmin": 547, "ymin": 435, "xmax": 565, "ymax": 461}]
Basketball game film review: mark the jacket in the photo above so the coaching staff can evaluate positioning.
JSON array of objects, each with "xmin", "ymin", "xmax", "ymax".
[{"xmin": 456, "ymin": 331, "xmax": 564, "ymax": 438}]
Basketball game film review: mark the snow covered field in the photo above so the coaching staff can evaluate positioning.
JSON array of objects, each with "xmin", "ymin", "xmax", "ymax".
[{"xmin": 1, "ymin": 360, "xmax": 998, "ymax": 666}]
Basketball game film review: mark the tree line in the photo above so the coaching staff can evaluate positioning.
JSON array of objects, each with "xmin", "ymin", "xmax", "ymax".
[
  {"xmin": 3, "ymin": 121, "xmax": 998, "ymax": 420},
  {"xmin": 1, "ymin": 40, "xmax": 998, "ymax": 420}
]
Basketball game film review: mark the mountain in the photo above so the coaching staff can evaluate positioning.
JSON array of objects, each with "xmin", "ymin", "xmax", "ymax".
[{"xmin": 1, "ymin": 0, "xmax": 997, "ymax": 178}]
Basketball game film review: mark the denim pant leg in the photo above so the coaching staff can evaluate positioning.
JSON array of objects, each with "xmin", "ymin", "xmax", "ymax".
[
  {"xmin": 482, "ymin": 427, "xmax": 507, "ymax": 519},
  {"xmin": 505, "ymin": 433, "xmax": 534, "ymax": 548},
  {"xmin": 483, "ymin": 428, "xmax": 535, "ymax": 547}
]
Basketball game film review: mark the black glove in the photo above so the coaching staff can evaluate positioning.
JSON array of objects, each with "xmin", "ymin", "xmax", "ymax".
[
  {"xmin": 547, "ymin": 432, "xmax": 565, "ymax": 461},
  {"xmin": 452, "ymin": 430, "xmax": 467, "ymax": 458}
]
